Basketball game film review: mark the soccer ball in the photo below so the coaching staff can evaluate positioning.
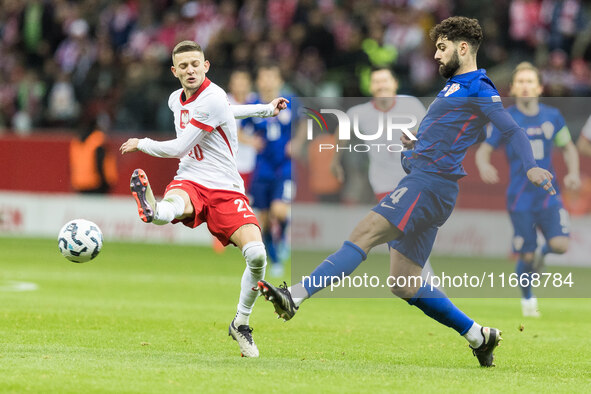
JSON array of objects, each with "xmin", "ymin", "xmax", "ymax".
[{"xmin": 58, "ymin": 219, "xmax": 103, "ymax": 263}]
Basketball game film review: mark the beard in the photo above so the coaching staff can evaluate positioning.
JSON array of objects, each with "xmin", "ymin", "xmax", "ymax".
[{"xmin": 438, "ymin": 50, "xmax": 460, "ymax": 79}]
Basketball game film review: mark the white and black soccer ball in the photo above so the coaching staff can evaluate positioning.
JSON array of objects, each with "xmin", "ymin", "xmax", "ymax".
[{"xmin": 57, "ymin": 219, "xmax": 103, "ymax": 263}]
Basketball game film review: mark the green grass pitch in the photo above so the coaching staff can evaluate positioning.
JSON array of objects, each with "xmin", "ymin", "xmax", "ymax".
[{"xmin": 1, "ymin": 237, "xmax": 590, "ymax": 393}]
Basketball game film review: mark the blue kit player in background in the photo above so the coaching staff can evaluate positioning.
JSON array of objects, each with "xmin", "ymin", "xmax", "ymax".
[
  {"xmin": 242, "ymin": 64, "xmax": 296, "ymax": 277},
  {"xmin": 258, "ymin": 17, "xmax": 556, "ymax": 367},
  {"xmin": 476, "ymin": 62, "xmax": 580, "ymax": 317}
]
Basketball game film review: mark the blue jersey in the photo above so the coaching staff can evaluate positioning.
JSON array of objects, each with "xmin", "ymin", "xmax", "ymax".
[
  {"xmin": 486, "ymin": 104, "xmax": 570, "ymax": 212},
  {"xmin": 242, "ymin": 96, "xmax": 294, "ymax": 180},
  {"xmin": 403, "ymin": 69, "xmax": 508, "ymax": 178}
]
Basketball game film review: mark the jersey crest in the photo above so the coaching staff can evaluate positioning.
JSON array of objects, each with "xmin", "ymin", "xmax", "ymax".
[
  {"xmin": 180, "ymin": 109, "xmax": 189, "ymax": 129},
  {"xmin": 444, "ymin": 83, "xmax": 460, "ymax": 97}
]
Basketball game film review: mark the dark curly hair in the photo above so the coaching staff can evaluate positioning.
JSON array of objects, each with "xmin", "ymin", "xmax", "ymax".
[{"xmin": 429, "ymin": 16, "xmax": 483, "ymax": 51}]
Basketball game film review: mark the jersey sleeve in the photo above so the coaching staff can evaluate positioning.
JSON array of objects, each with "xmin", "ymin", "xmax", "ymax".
[
  {"xmin": 137, "ymin": 128, "xmax": 207, "ymax": 158},
  {"xmin": 231, "ymin": 103, "xmax": 274, "ymax": 119},
  {"xmin": 189, "ymin": 93, "xmax": 227, "ymax": 132},
  {"xmin": 167, "ymin": 91, "xmax": 177, "ymax": 111},
  {"xmin": 582, "ymin": 115, "xmax": 591, "ymax": 140},
  {"xmin": 471, "ymin": 79, "xmax": 504, "ymax": 118},
  {"xmin": 487, "ymin": 106, "xmax": 537, "ymax": 172},
  {"xmin": 552, "ymin": 110, "xmax": 572, "ymax": 148}
]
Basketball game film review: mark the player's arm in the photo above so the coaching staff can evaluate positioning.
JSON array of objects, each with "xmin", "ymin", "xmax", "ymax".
[
  {"xmin": 231, "ymin": 97, "xmax": 289, "ymax": 119},
  {"xmin": 237, "ymin": 125, "xmax": 265, "ymax": 152},
  {"xmin": 330, "ymin": 127, "xmax": 346, "ymax": 182},
  {"xmin": 554, "ymin": 122, "xmax": 581, "ymax": 190},
  {"xmin": 486, "ymin": 108, "xmax": 554, "ymax": 194},
  {"xmin": 287, "ymin": 117, "xmax": 308, "ymax": 159},
  {"xmin": 120, "ymin": 126, "xmax": 208, "ymax": 158},
  {"xmin": 475, "ymin": 142, "xmax": 499, "ymax": 184},
  {"xmin": 560, "ymin": 141, "xmax": 581, "ymax": 190},
  {"xmin": 577, "ymin": 134, "xmax": 591, "ymax": 157}
]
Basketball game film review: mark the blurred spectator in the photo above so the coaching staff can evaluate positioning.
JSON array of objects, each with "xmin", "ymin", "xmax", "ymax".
[
  {"xmin": 541, "ymin": 0, "xmax": 586, "ymax": 54},
  {"xmin": 13, "ymin": 68, "xmax": 46, "ymax": 133},
  {"xmin": 0, "ymin": 0, "xmax": 589, "ymax": 157},
  {"xmin": 46, "ymin": 71, "xmax": 79, "ymax": 126},
  {"xmin": 18, "ymin": 0, "xmax": 61, "ymax": 69},
  {"xmin": 541, "ymin": 49, "xmax": 575, "ymax": 96},
  {"xmin": 509, "ymin": 0, "xmax": 542, "ymax": 56}
]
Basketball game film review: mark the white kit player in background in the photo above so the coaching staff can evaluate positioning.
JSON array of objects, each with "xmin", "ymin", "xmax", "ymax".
[
  {"xmin": 577, "ymin": 114, "xmax": 591, "ymax": 157},
  {"xmin": 227, "ymin": 69, "xmax": 258, "ymax": 187},
  {"xmin": 120, "ymin": 40, "xmax": 289, "ymax": 358},
  {"xmin": 331, "ymin": 67, "xmax": 436, "ymax": 280}
]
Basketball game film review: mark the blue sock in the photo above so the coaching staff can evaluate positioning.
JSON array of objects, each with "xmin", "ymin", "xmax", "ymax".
[
  {"xmin": 516, "ymin": 259, "xmax": 533, "ymax": 299},
  {"xmin": 302, "ymin": 241, "xmax": 367, "ymax": 296},
  {"xmin": 408, "ymin": 285, "xmax": 474, "ymax": 335},
  {"xmin": 263, "ymin": 230, "xmax": 278, "ymax": 264},
  {"xmin": 278, "ymin": 219, "xmax": 288, "ymax": 241},
  {"xmin": 541, "ymin": 244, "xmax": 551, "ymax": 255}
]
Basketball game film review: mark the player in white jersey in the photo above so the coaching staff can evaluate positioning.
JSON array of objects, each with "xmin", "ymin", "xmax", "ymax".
[
  {"xmin": 119, "ymin": 41, "xmax": 288, "ymax": 358},
  {"xmin": 578, "ymin": 114, "xmax": 591, "ymax": 157},
  {"xmin": 332, "ymin": 68, "xmax": 427, "ymax": 200},
  {"xmin": 227, "ymin": 68, "xmax": 258, "ymax": 188},
  {"xmin": 331, "ymin": 67, "xmax": 436, "ymax": 279}
]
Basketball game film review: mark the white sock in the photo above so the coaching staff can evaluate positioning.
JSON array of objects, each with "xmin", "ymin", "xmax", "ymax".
[
  {"xmin": 234, "ymin": 311, "xmax": 250, "ymax": 326},
  {"xmin": 153, "ymin": 194, "xmax": 185, "ymax": 224},
  {"xmin": 288, "ymin": 283, "xmax": 308, "ymax": 308},
  {"xmin": 463, "ymin": 322, "xmax": 484, "ymax": 348},
  {"xmin": 236, "ymin": 241, "xmax": 267, "ymax": 323}
]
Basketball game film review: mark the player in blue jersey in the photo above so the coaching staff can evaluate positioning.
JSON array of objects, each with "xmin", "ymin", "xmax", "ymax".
[
  {"xmin": 257, "ymin": 17, "xmax": 556, "ymax": 367},
  {"xmin": 242, "ymin": 64, "xmax": 295, "ymax": 277},
  {"xmin": 475, "ymin": 62, "xmax": 580, "ymax": 317}
]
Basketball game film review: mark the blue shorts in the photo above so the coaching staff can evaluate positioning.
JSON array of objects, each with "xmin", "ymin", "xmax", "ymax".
[
  {"xmin": 249, "ymin": 177, "xmax": 293, "ymax": 210},
  {"xmin": 509, "ymin": 205, "xmax": 570, "ymax": 253},
  {"xmin": 371, "ymin": 170, "xmax": 459, "ymax": 267}
]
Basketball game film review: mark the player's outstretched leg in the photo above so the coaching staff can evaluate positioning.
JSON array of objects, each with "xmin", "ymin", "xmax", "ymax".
[
  {"xmin": 130, "ymin": 169, "xmax": 186, "ymax": 225},
  {"xmin": 130, "ymin": 169, "xmax": 156, "ymax": 223},
  {"xmin": 470, "ymin": 327, "xmax": 503, "ymax": 367},
  {"xmin": 258, "ymin": 213, "xmax": 392, "ymax": 320},
  {"xmin": 258, "ymin": 237, "xmax": 371, "ymax": 320},
  {"xmin": 388, "ymin": 248, "xmax": 502, "ymax": 367},
  {"xmin": 258, "ymin": 280, "xmax": 299, "ymax": 321}
]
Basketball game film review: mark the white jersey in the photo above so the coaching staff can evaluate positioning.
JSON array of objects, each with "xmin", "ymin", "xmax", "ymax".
[
  {"xmin": 228, "ymin": 93, "xmax": 257, "ymax": 175},
  {"xmin": 582, "ymin": 114, "xmax": 591, "ymax": 141},
  {"xmin": 137, "ymin": 78, "xmax": 273, "ymax": 194},
  {"xmin": 346, "ymin": 96, "xmax": 426, "ymax": 195}
]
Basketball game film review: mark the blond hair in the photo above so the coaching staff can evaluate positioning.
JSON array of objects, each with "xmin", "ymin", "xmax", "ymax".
[
  {"xmin": 172, "ymin": 40, "xmax": 203, "ymax": 64},
  {"xmin": 511, "ymin": 62, "xmax": 542, "ymax": 85}
]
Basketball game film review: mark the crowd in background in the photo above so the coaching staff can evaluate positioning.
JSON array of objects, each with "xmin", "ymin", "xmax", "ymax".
[{"xmin": 1, "ymin": 0, "xmax": 591, "ymax": 135}]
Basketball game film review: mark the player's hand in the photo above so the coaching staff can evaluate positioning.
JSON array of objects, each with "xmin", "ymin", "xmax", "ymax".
[
  {"xmin": 564, "ymin": 173, "xmax": 581, "ymax": 191},
  {"xmin": 269, "ymin": 97, "xmax": 289, "ymax": 116},
  {"xmin": 120, "ymin": 138, "xmax": 140, "ymax": 154},
  {"xmin": 527, "ymin": 167, "xmax": 555, "ymax": 195},
  {"xmin": 478, "ymin": 164, "xmax": 499, "ymax": 184},
  {"xmin": 400, "ymin": 133, "xmax": 415, "ymax": 150},
  {"xmin": 251, "ymin": 135, "xmax": 265, "ymax": 152}
]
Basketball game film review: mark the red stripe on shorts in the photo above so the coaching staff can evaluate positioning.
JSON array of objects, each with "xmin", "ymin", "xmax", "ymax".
[{"xmin": 397, "ymin": 192, "xmax": 421, "ymax": 231}]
